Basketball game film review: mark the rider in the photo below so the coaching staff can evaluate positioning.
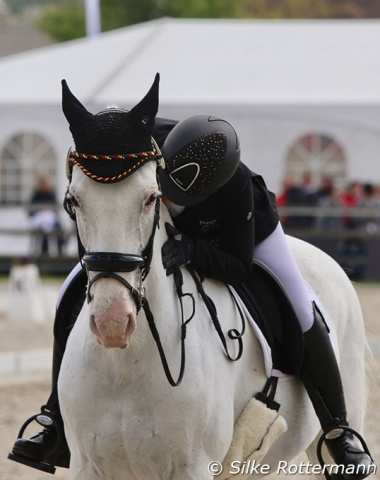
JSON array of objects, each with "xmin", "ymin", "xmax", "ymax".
[{"xmin": 10, "ymin": 112, "xmax": 372, "ymax": 479}]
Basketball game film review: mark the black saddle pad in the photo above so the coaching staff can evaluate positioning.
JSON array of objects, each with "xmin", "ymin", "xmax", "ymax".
[{"xmin": 233, "ymin": 259, "xmax": 304, "ymax": 375}]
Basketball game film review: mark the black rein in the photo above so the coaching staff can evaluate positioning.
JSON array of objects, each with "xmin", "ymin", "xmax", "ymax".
[
  {"xmin": 82, "ymin": 197, "xmax": 195, "ymax": 386},
  {"xmin": 82, "ymin": 194, "xmax": 245, "ymax": 386}
]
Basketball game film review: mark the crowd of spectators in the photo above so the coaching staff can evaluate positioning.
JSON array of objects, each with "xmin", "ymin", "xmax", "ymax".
[{"xmin": 276, "ymin": 173, "xmax": 380, "ymax": 233}]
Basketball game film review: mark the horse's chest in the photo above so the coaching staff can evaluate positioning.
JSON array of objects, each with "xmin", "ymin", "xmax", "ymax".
[
  {"xmin": 68, "ymin": 391, "xmax": 219, "ymax": 479},
  {"xmin": 82, "ymin": 422, "xmax": 180, "ymax": 478}
]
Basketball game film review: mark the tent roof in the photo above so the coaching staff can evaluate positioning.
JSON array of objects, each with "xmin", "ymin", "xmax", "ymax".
[{"xmin": 0, "ymin": 17, "xmax": 379, "ymax": 106}]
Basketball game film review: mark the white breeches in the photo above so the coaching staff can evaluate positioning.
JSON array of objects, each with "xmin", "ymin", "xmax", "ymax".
[{"xmin": 254, "ymin": 222, "xmax": 315, "ymax": 333}]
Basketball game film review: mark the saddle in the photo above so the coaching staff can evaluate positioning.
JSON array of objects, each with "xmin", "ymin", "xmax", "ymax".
[
  {"xmin": 187, "ymin": 258, "xmax": 304, "ymax": 376},
  {"xmin": 232, "ymin": 259, "xmax": 304, "ymax": 376}
]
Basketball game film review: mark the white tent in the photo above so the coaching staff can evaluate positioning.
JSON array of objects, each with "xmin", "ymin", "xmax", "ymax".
[
  {"xmin": 0, "ymin": 17, "xmax": 380, "ymax": 254},
  {"xmin": 1, "ymin": 17, "xmax": 379, "ymax": 105}
]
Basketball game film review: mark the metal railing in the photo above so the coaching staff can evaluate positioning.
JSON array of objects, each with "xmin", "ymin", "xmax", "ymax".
[{"xmin": 0, "ymin": 205, "xmax": 379, "ymax": 278}]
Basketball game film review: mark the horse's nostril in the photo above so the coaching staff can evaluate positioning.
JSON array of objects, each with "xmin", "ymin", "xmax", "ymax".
[{"xmin": 125, "ymin": 314, "xmax": 137, "ymax": 339}]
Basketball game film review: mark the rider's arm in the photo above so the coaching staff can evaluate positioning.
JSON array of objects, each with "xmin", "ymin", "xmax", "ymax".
[{"xmin": 174, "ymin": 165, "xmax": 255, "ymax": 285}]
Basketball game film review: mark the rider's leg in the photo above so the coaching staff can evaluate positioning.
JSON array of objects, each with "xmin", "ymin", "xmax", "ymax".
[
  {"xmin": 10, "ymin": 263, "xmax": 87, "ymax": 471},
  {"xmin": 254, "ymin": 222, "xmax": 372, "ymax": 479}
]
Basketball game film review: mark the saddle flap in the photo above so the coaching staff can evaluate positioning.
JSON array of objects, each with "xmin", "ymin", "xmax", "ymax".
[{"xmin": 234, "ymin": 259, "xmax": 304, "ymax": 375}]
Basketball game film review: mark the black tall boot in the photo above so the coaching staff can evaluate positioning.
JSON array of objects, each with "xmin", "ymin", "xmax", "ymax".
[
  {"xmin": 8, "ymin": 266, "xmax": 87, "ymax": 474},
  {"xmin": 9, "ymin": 341, "xmax": 69, "ymax": 474},
  {"xmin": 302, "ymin": 303, "xmax": 373, "ymax": 480}
]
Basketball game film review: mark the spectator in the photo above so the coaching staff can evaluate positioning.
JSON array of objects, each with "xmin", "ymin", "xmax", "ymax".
[
  {"xmin": 339, "ymin": 181, "xmax": 365, "ymax": 279},
  {"xmin": 340, "ymin": 181, "xmax": 363, "ymax": 230},
  {"xmin": 29, "ymin": 177, "xmax": 64, "ymax": 256},
  {"xmin": 361, "ymin": 182, "xmax": 380, "ymax": 234},
  {"xmin": 300, "ymin": 172, "xmax": 319, "ymax": 227},
  {"xmin": 314, "ymin": 183, "xmax": 343, "ymax": 231},
  {"xmin": 276, "ymin": 173, "xmax": 306, "ymax": 228}
]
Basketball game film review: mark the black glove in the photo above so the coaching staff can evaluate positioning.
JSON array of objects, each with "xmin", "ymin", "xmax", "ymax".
[{"xmin": 161, "ymin": 223, "xmax": 194, "ymax": 276}]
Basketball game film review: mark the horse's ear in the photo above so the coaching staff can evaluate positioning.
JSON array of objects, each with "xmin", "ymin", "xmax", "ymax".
[
  {"xmin": 129, "ymin": 73, "xmax": 159, "ymax": 134},
  {"xmin": 62, "ymin": 79, "xmax": 94, "ymax": 137}
]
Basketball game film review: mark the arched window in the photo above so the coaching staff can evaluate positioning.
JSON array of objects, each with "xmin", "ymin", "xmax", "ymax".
[
  {"xmin": 285, "ymin": 133, "xmax": 347, "ymax": 188},
  {"xmin": 0, "ymin": 132, "xmax": 57, "ymax": 204}
]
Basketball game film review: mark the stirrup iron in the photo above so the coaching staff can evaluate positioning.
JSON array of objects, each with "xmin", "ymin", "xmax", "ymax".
[
  {"xmin": 317, "ymin": 424, "xmax": 374, "ymax": 480},
  {"xmin": 7, "ymin": 406, "xmax": 63, "ymax": 474}
]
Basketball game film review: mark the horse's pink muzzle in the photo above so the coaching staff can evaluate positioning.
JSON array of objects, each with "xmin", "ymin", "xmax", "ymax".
[{"xmin": 89, "ymin": 296, "xmax": 137, "ymax": 349}]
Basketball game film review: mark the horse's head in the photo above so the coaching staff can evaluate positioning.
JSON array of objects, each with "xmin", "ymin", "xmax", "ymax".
[{"xmin": 62, "ymin": 74, "xmax": 162, "ymax": 349}]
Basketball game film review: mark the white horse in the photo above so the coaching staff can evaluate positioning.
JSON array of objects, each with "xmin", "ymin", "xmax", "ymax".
[
  {"xmin": 58, "ymin": 161, "xmax": 368, "ymax": 480},
  {"xmin": 58, "ymin": 79, "xmax": 368, "ymax": 480}
]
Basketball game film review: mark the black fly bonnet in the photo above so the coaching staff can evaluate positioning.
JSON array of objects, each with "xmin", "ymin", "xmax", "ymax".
[{"xmin": 62, "ymin": 73, "xmax": 162, "ymax": 183}]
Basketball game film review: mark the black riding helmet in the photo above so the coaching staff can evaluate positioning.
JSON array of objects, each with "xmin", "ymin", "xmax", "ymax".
[{"xmin": 159, "ymin": 114, "xmax": 241, "ymax": 207}]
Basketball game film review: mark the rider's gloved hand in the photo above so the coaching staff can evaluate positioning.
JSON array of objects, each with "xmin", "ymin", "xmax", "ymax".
[{"xmin": 161, "ymin": 223, "xmax": 195, "ymax": 276}]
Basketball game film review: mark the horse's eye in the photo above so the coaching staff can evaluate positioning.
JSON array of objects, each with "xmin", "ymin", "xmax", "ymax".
[
  {"xmin": 70, "ymin": 195, "xmax": 80, "ymax": 207},
  {"xmin": 145, "ymin": 192, "xmax": 161, "ymax": 207},
  {"xmin": 64, "ymin": 191, "xmax": 80, "ymax": 220},
  {"xmin": 65, "ymin": 193, "xmax": 79, "ymax": 209}
]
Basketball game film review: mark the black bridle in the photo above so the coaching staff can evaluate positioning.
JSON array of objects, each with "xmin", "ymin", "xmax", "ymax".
[
  {"xmin": 82, "ymin": 188, "xmax": 199, "ymax": 387},
  {"xmin": 72, "ymin": 140, "xmax": 163, "ymax": 310},
  {"xmin": 84, "ymin": 254, "xmax": 146, "ymax": 307},
  {"xmin": 66, "ymin": 140, "xmax": 197, "ymax": 386},
  {"xmin": 80, "ymin": 186, "xmax": 245, "ymax": 386},
  {"xmin": 71, "ymin": 144, "xmax": 244, "ymax": 386},
  {"xmin": 83, "ymin": 196, "xmax": 160, "ymax": 311},
  {"xmin": 82, "ymin": 196, "xmax": 197, "ymax": 387}
]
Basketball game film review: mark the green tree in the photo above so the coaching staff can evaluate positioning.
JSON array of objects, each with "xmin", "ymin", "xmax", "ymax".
[
  {"xmin": 101, "ymin": 0, "xmax": 159, "ymax": 32},
  {"xmin": 30, "ymin": 0, "xmax": 380, "ymax": 42},
  {"xmin": 241, "ymin": 0, "xmax": 334, "ymax": 19},
  {"xmin": 240, "ymin": 0, "xmax": 373, "ymax": 19},
  {"xmin": 164, "ymin": 0, "xmax": 244, "ymax": 19},
  {"xmin": 34, "ymin": 0, "xmax": 245, "ymax": 42},
  {"xmin": 35, "ymin": 2, "xmax": 85, "ymax": 42}
]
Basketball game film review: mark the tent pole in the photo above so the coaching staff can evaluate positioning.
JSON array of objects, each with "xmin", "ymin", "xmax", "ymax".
[{"xmin": 85, "ymin": 0, "xmax": 101, "ymax": 38}]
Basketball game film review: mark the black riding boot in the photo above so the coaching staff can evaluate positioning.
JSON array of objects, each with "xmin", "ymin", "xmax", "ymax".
[
  {"xmin": 302, "ymin": 303, "xmax": 373, "ymax": 480},
  {"xmin": 8, "ymin": 266, "xmax": 87, "ymax": 474},
  {"xmin": 9, "ymin": 341, "xmax": 69, "ymax": 473}
]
